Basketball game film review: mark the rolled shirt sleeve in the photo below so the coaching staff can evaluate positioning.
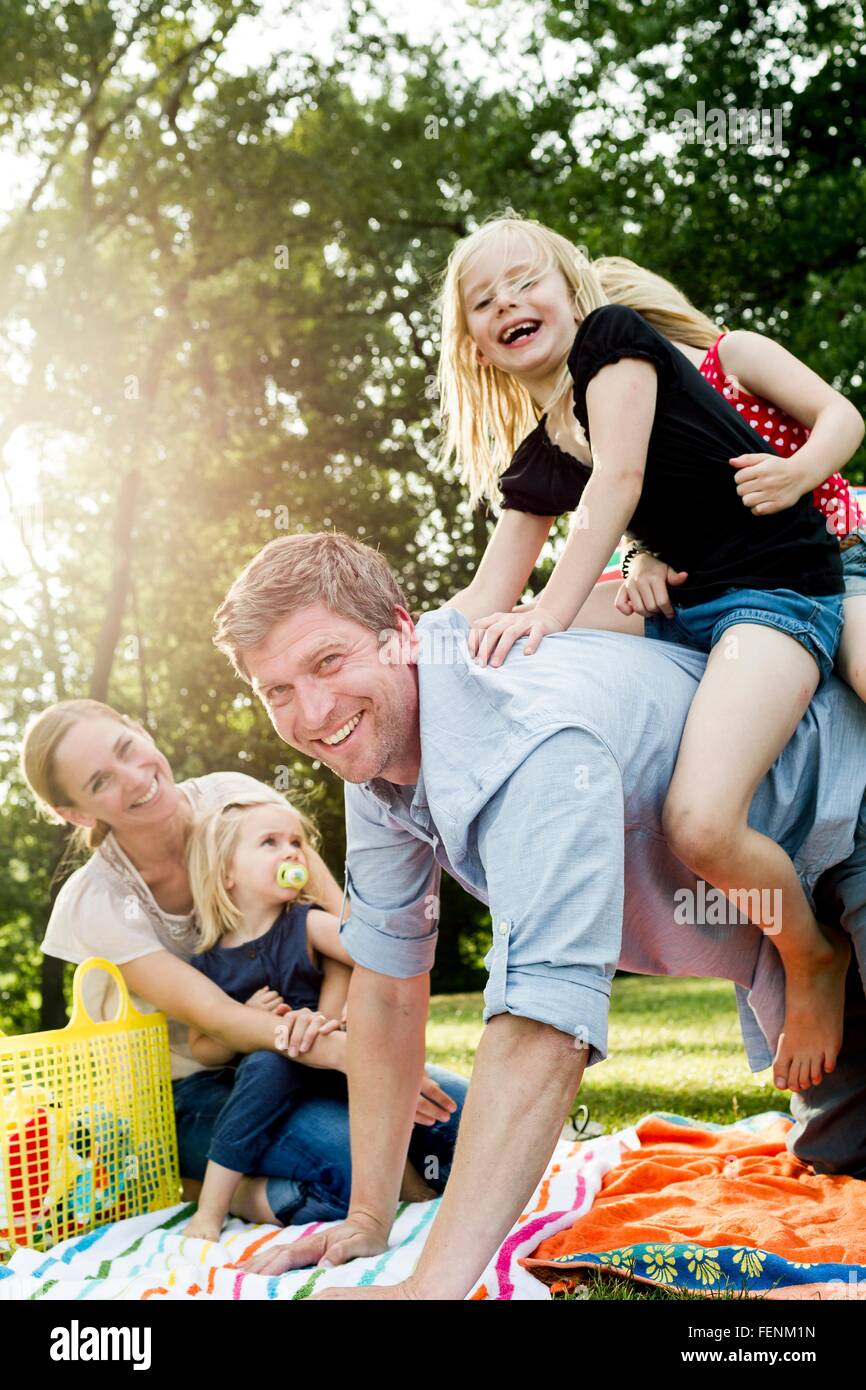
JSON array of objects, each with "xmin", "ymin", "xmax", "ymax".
[{"xmin": 340, "ymin": 782, "xmax": 441, "ymax": 978}]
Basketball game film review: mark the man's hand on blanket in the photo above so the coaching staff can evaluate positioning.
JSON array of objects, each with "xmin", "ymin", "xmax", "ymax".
[
  {"xmin": 234, "ymin": 1214, "xmax": 390, "ymax": 1277},
  {"xmin": 273, "ymin": 1006, "xmax": 342, "ymax": 1058}
]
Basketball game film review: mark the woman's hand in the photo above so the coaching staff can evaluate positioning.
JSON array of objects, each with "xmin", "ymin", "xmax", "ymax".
[
  {"xmin": 728, "ymin": 453, "xmax": 807, "ymax": 514},
  {"xmin": 245, "ymin": 986, "xmax": 285, "ymax": 1013},
  {"xmin": 234, "ymin": 1212, "xmax": 391, "ymax": 1277},
  {"xmin": 615, "ymin": 552, "xmax": 689, "ymax": 618},
  {"xmin": 274, "ymin": 1006, "xmax": 342, "ymax": 1057},
  {"xmin": 414, "ymin": 1071, "xmax": 458, "ymax": 1126},
  {"xmin": 468, "ymin": 607, "xmax": 564, "ymax": 666},
  {"xmin": 510, "ymin": 594, "xmax": 538, "ymax": 613}
]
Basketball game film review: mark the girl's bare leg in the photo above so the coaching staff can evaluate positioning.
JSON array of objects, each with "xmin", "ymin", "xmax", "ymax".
[
  {"xmin": 570, "ymin": 579, "xmax": 645, "ymax": 637},
  {"xmin": 185, "ymin": 1159, "xmax": 241, "ymax": 1239},
  {"xmin": 661, "ymin": 624, "xmax": 850, "ymax": 1094},
  {"xmin": 230, "ymin": 1176, "xmax": 279, "ymax": 1224},
  {"xmin": 836, "ymin": 594, "xmax": 866, "ymax": 699}
]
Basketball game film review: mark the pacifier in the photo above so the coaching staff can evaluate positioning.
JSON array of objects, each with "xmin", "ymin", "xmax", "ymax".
[{"xmin": 276, "ymin": 861, "xmax": 309, "ymax": 890}]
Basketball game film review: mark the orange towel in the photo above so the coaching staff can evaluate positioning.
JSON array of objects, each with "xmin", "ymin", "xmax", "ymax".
[{"xmin": 530, "ymin": 1115, "xmax": 866, "ymax": 1268}]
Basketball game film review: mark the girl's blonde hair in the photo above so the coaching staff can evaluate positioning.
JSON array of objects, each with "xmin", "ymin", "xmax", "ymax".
[
  {"xmin": 20, "ymin": 699, "xmax": 148, "ymax": 854},
  {"xmin": 435, "ymin": 212, "xmax": 728, "ymax": 508},
  {"xmin": 592, "ymin": 255, "xmax": 727, "ymax": 350},
  {"xmin": 187, "ymin": 793, "xmax": 330, "ymax": 952}
]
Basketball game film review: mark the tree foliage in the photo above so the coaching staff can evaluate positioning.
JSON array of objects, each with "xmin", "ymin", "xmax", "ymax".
[{"xmin": 1, "ymin": 0, "xmax": 862, "ymax": 1032}]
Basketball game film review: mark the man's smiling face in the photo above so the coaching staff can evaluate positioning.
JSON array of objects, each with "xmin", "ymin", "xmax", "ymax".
[{"xmin": 245, "ymin": 601, "xmax": 422, "ymax": 786}]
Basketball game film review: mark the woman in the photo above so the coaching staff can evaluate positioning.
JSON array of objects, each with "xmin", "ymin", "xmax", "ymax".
[{"xmin": 21, "ymin": 698, "xmax": 467, "ymax": 1227}]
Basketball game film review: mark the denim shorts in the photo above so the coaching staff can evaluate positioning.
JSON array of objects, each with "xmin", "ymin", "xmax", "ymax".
[
  {"xmin": 841, "ymin": 530, "xmax": 866, "ymax": 600},
  {"xmin": 643, "ymin": 586, "xmax": 844, "ymax": 685}
]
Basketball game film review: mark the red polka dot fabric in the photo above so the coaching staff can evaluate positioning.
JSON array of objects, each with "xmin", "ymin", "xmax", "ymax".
[{"xmin": 699, "ymin": 335, "xmax": 863, "ymax": 536}]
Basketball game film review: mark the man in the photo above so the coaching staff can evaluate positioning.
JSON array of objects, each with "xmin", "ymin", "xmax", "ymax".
[{"xmin": 212, "ymin": 531, "xmax": 866, "ymax": 1301}]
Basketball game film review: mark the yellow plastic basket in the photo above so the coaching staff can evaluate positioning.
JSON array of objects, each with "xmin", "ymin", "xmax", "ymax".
[{"xmin": 0, "ymin": 957, "xmax": 181, "ymax": 1255}]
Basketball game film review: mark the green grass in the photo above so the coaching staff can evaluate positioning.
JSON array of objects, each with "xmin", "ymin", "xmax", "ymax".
[{"xmin": 427, "ymin": 975, "xmax": 786, "ymax": 1301}]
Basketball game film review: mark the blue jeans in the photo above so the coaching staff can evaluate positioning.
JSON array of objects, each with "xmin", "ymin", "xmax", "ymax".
[
  {"xmin": 788, "ymin": 810, "xmax": 866, "ymax": 1178},
  {"xmin": 205, "ymin": 1049, "xmax": 309, "ymax": 1173},
  {"xmin": 841, "ymin": 530, "xmax": 866, "ymax": 600},
  {"xmin": 173, "ymin": 1062, "xmax": 469, "ymax": 1225},
  {"xmin": 644, "ymin": 586, "xmax": 844, "ymax": 684}
]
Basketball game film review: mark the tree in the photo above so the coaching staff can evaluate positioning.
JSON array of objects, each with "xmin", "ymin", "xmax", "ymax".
[{"xmin": 1, "ymin": 0, "xmax": 862, "ymax": 1031}]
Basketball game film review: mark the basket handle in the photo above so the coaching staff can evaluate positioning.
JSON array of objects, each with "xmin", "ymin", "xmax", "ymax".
[{"xmin": 67, "ymin": 957, "xmax": 138, "ymax": 1030}]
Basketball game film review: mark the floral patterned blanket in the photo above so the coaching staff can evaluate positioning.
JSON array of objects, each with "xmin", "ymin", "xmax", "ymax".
[{"xmin": 523, "ymin": 1112, "xmax": 866, "ymax": 1300}]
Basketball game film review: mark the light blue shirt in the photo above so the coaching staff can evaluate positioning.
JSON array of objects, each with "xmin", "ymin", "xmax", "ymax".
[{"xmin": 340, "ymin": 606, "xmax": 866, "ymax": 1070}]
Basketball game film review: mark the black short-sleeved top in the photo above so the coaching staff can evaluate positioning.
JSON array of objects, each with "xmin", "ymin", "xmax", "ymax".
[
  {"xmin": 498, "ymin": 304, "xmax": 844, "ymax": 607},
  {"xmin": 189, "ymin": 901, "xmax": 324, "ymax": 1010}
]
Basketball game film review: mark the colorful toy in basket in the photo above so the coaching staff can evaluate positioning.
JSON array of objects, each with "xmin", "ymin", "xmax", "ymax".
[
  {"xmin": 0, "ymin": 957, "xmax": 180, "ymax": 1253},
  {"xmin": 0, "ymin": 1084, "xmax": 84, "ymax": 1245},
  {"xmin": 70, "ymin": 1101, "xmax": 125, "ymax": 1161},
  {"xmin": 65, "ymin": 1102, "xmax": 134, "ymax": 1226}
]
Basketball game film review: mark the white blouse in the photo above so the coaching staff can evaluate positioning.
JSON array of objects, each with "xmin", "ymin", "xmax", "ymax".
[{"xmin": 41, "ymin": 771, "xmax": 284, "ymax": 1079}]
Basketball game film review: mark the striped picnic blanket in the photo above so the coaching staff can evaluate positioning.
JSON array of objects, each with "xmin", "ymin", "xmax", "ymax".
[
  {"xmin": 0, "ymin": 1130, "xmax": 633, "ymax": 1301},
  {"xmin": 6, "ymin": 1111, "xmax": 866, "ymax": 1301}
]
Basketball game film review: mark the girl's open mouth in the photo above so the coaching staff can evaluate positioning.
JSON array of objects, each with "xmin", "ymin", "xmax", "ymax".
[{"xmin": 499, "ymin": 320, "xmax": 542, "ymax": 348}]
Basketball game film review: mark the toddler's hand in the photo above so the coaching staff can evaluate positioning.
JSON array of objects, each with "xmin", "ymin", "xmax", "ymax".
[
  {"xmin": 728, "ymin": 453, "xmax": 805, "ymax": 514},
  {"xmin": 245, "ymin": 986, "xmax": 285, "ymax": 1013}
]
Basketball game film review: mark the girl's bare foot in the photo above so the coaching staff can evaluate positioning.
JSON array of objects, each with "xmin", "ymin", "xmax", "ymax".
[{"xmin": 772, "ymin": 927, "xmax": 850, "ymax": 1092}]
